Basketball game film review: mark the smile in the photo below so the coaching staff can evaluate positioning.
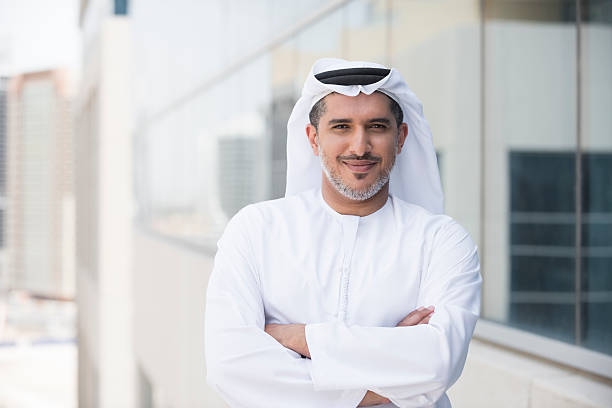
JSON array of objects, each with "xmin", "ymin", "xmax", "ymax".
[{"xmin": 342, "ymin": 160, "xmax": 378, "ymax": 173}]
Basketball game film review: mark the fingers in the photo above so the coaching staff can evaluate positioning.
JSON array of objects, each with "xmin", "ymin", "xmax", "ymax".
[
  {"xmin": 396, "ymin": 306, "xmax": 435, "ymax": 327},
  {"xmin": 418, "ymin": 315, "xmax": 431, "ymax": 325},
  {"xmin": 358, "ymin": 391, "xmax": 391, "ymax": 407}
]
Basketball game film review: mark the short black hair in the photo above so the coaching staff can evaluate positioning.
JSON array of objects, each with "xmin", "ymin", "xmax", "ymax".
[
  {"xmin": 308, "ymin": 91, "xmax": 403, "ymax": 129},
  {"xmin": 309, "ymin": 97, "xmax": 327, "ymax": 130}
]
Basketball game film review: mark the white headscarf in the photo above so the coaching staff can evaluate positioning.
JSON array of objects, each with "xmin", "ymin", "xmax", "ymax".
[{"xmin": 284, "ymin": 58, "xmax": 444, "ymax": 214}]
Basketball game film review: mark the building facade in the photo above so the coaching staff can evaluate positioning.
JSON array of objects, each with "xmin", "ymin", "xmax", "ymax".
[
  {"xmin": 76, "ymin": 0, "xmax": 134, "ymax": 407},
  {"xmin": 0, "ymin": 77, "xmax": 8, "ymax": 292},
  {"xmin": 5, "ymin": 70, "xmax": 74, "ymax": 299}
]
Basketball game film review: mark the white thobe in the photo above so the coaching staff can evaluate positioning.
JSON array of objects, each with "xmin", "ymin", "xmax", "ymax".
[{"xmin": 205, "ymin": 188, "xmax": 481, "ymax": 408}]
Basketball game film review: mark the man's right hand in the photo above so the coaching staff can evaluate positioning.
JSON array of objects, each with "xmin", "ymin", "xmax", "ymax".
[
  {"xmin": 358, "ymin": 391, "xmax": 391, "ymax": 407},
  {"xmin": 357, "ymin": 306, "xmax": 435, "ymax": 407}
]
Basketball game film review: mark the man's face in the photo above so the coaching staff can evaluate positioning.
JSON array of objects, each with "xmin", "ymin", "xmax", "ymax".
[{"xmin": 306, "ymin": 92, "xmax": 408, "ymax": 201}]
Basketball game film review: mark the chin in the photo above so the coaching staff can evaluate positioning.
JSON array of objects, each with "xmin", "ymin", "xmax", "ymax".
[
  {"xmin": 347, "ymin": 177, "xmax": 378, "ymax": 190},
  {"xmin": 349, "ymin": 184, "xmax": 375, "ymax": 194}
]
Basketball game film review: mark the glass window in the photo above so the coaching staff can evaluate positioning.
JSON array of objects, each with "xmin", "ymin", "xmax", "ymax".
[
  {"xmin": 343, "ymin": 0, "xmax": 389, "ymax": 62},
  {"xmin": 391, "ymin": 0, "xmax": 482, "ymax": 241},
  {"xmin": 295, "ymin": 6, "xmax": 344, "ymax": 82},
  {"xmin": 580, "ymin": 0, "xmax": 612, "ymax": 355},
  {"xmin": 481, "ymin": 0, "xmax": 612, "ymax": 357},
  {"xmin": 484, "ymin": 0, "xmax": 576, "ymax": 22},
  {"xmin": 114, "ymin": 0, "xmax": 128, "ymax": 15},
  {"xmin": 509, "ymin": 152, "xmax": 576, "ymax": 343}
]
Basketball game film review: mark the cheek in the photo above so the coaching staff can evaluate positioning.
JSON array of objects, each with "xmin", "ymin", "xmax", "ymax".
[
  {"xmin": 373, "ymin": 138, "xmax": 397, "ymax": 158},
  {"xmin": 320, "ymin": 138, "xmax": 346, "ymax": 159}
]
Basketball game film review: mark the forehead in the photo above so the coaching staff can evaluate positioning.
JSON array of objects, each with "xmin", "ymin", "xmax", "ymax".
[{"xmin": 322, "ymin": 91, "xmax": 393, "ymax": 119}]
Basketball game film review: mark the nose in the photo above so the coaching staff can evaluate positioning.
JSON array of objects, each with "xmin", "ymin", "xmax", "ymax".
[{"xmin": 348, "ymin": 126, "xmax": 371, "ymax": 157}]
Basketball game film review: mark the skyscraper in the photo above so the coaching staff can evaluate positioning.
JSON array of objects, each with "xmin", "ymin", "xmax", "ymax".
[
  {"xmin": 0, "ymin": 77, "xmax": 8, "ymax": 290},
  {"xmin": 6, "ymin": 70, "xmax": 74, "ymax": 299}
]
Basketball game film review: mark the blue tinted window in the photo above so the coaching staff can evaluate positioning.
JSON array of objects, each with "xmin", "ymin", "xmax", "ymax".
[
  {"xmin": 510, "ymin": 151, "xmax": 612, "ymax": 354},
  {"xmin": 115, "ymin": 0, "xmax": 128, "ymax": 15}
]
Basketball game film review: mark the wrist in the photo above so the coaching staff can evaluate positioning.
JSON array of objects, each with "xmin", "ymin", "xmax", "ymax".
[{"xmin": 295, "ymin": 324, "xmax": 310, "ymax": 357}]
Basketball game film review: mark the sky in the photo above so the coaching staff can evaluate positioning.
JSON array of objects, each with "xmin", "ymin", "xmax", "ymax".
[{"xmin": 0, "ymin": 0, "xmax": 80, "ymax": 81}]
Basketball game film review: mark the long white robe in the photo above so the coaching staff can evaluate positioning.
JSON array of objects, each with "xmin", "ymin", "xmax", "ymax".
[{"xmin": 205, "ymin": 188, "xmax": 481, "ymax": 408}]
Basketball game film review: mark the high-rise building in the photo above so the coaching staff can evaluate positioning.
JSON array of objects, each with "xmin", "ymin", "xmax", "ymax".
[
  {"xmin": 6, "ymin": 70, "xmax": 74, "ymax": 299},
  {"xmin": 0, "ymin": 77, "xmax": 8, "ymax": 291}
]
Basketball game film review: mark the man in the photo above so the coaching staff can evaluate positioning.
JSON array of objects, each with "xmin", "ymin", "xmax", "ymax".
[{"xmin": 205, "ymin": 58, "xmax": 481, "ymax": 408}]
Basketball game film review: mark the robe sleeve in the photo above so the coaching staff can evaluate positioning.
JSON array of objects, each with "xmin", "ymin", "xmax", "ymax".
[
  {"xmin": 304, "ymin": 219, "xmax": 482, "ymax": 407},
  {"xmin": 204, "ymin": 206, "xmax": 367, "ymax": 408}
]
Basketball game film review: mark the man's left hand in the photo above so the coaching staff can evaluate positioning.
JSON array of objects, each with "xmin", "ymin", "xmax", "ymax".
[{"xmin": 264, "ymin": 323, "xmax": 310, "ymax": 358}]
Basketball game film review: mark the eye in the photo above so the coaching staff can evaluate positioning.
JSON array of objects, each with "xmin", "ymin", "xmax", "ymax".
[
  {"xmin": 370, "ymin": 123, "xmax": 388, "ymax": 129},
  {"xmin": 332, "ymin": 124, "xmax": 349, "ymax": 129}
]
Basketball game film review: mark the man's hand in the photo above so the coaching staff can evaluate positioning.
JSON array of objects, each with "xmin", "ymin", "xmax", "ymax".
[
  {"xmin": 396, "ymin": 305, "xmax": 435, "ymax": 327},
  {"xmin": 357, "ymin": 306, "xmax": 435, "ymax": 407},
  {"xmin": 264, "ymin": 323, "xmax": 310, "ymax": 358},
  {"xmin": 358, "ymin": 390, "xmax": 391, "ymax": 406}
]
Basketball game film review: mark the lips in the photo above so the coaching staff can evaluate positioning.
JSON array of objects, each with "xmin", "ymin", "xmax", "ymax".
[{"xmin": 342, "ymin": 160, "xmax": 378, "ymax": 173}]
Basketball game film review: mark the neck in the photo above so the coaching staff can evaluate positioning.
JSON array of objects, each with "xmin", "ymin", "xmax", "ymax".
[{"xmin": 321, "ymin": 175, "xmax": 390, "ymax": 216}]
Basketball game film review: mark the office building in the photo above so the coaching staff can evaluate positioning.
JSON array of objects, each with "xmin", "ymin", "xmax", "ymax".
[
  {"xmin": 0, "ymin": 77, "xmax": 8, "ymax": 290},
  {"xmin": 5, "ymin": 70, "xmax": 74, "ymax": 299}
]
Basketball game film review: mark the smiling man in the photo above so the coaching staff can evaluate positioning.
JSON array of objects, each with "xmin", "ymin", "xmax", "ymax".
[
  {"xmin": 205, "ymin": 58, "xmax": 482, "ymax": 408},
  {"xmin": 306, "ymin": 92, "xmax": 408, "ymax": 206},
  {"xmin": 308, "ymin": 91, "xmax": 405, "ymax": 209}
]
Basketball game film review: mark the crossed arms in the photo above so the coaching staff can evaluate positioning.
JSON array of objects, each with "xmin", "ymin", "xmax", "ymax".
[
  {"xmin": 204, "ymin": 214, "xmax": 481, "ymax": 408},
  {"xmin": 264, "ymin": 307, "xmax": 435, "ymax": 406}
]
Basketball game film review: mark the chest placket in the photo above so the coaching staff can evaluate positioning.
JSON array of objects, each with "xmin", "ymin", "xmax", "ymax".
[{"xmin": 337, "ymin": 216, "xmax": 360, "ymax": 322}]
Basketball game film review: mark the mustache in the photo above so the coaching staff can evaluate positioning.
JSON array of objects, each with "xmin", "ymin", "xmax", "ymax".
[{"xmin": 337, "ymin": 153, "xmax": 382, "ymax": 162}]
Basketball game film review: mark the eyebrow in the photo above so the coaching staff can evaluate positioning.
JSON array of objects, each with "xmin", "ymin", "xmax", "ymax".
[
  {"xmin": 368, "ymin": 118, "xmax": 392, "ymax": 125},
  {"xmin": 327, "ymin": 118, "xmax": 392, "ymax": 125},
  {"xmin": 327, "ymin": 118, "xmax": 353, "ymax": 125}
]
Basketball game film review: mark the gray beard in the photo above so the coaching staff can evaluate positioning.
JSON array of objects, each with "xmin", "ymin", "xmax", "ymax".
[{"xmin": 317, "ymin": 141, "xmax": 395, "ymax": 201}]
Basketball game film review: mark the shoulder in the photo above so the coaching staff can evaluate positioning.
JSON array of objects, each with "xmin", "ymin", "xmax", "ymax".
[
  {"xmin": 390, "ymin": 196, "xmax": 455, "ymax": 230},
  {"xmin": 221, "ymin": 189, "xmax": 317, "ymax": 243},
  {"xmin": 235, "ymin": 189, "xmax": 316, "ymax": 223},
  {"xmin": 390, "ymin": 195, "xmax": 476, "ymax": 250}
]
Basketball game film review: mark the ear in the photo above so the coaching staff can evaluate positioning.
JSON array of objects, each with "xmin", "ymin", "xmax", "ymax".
[
  {"xmin": 396, "ymin": 122, "xmax": 408, "ymax": 155},
  {"xmin": 305, "ymin": 124, "xmax": 319, "ymax": 156}
]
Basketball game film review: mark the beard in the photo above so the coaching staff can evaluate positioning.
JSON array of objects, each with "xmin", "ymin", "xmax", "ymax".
[{"xmin": 317, "ymin": 138, "xmax": 397, "ymax": 201}]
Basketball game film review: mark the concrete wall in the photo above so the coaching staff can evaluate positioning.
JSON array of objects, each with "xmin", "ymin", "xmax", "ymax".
[
  {"xmin": 76, "ymin": 16, "xmax": 135, "ymax": 408},
  {"xmin": 449, "ymin": 340, "xmax": 612, "ymax": 408},
  {"xmin": 132, "ymin": 229, "xmax": 226, "ymax": 408}
]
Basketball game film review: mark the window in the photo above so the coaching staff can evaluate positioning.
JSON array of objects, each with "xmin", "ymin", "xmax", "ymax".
[
  {"xmin": 481, "ymin": 0, "xmax": 612, "ymax": 362},
  {"xmin": 114, "ymin": 0, "xmax": 128, "ymax": 16},
  {"xmin": 509, "ymin": 152, "xmax": 576, "ymax": 343}
]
